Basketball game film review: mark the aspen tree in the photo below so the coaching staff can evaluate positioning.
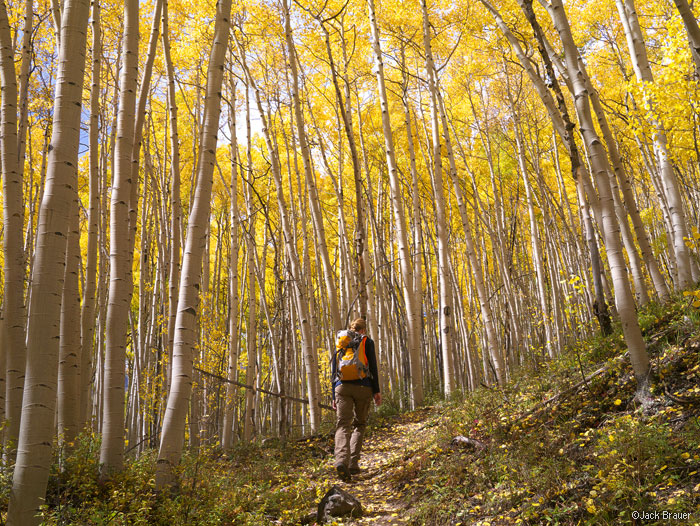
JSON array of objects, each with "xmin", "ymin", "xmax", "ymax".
[
  {"xmin": 284, "ymin": 1, "xmax": 342, "ymax": 333},
  {"xmin": 537, "ymin": 10, "xmax": 669, "ymax": 301},
  {"xmin": 547, "ymin": 0, "xmax": 651, "ymax": 388},
  {"xmin": 466, "ymin": 86, "xmax": 526, "ymax": 365},
  {"xmin": 8, "ymin": 0, "xmax": 91, "ymax": 520},
  {"xmin": 57, "ymin": 184, "xmax": 81, "ymax": 447},
  {"xmin": 420, "ymin": 0, "xmax": 456, "ymax": 395},
  {"xmin": 304, "ymin": 97, "xmax": 356, "ymax": 326},
  {"xmin": 367, "ymin": 0, "xmax": 424, "ymax": 406},
  {"xmin": 340, "ymin": 30, "xmax": 369, "ymax": 322},
  {"xmin": 101, "ymin": 0, "xmax": 139, "ymax": 475},
  {"xmin": 615, "ymin": 0, "xmax": 696, "ymax": 288},
  {"xmin": 243, "ymin": 148, "xmax": 257, "ymax": 442},
  {"xmin": 79, "ymin": 0, "xmax": 101, "ymax": 431},
  {"xmin": 434, "ymin": 85, "xmax": 506, "ymax": 385},
  {"xmin": 511, "ymin": 107, "xmax": 554, "ymax": 358},
  {"xmin": 95, "ymin": 95, "xmax": 117, "ymax": 435},
  {"xmin": 155, "ymin": 0, "xmax": 232, "ymax": 488},
  {"xmin": 516, "ymin": 0, "xmax": 613, "ymax": 335},
  {"xmin": 0, "ymin": 0, "xmax": 27, "ymax": 460},
  {"xmin": 237, "ymin": 35, "xmax": 322, "ymax": 434},
  {"xmin": 398, "ymin": 49, "xmax": 425, "ymax": 385},
  {"xmin": 16, "ymin": 0, "xmax": 32, "ymax": 177},
  {"xmin": 283, "ymin": 95, "xmax": 323, "ymax": 428},
  {"xmin": 161, "ymin": 0, "xmax": 181, "ymax": 400},
  {"xmin": 310, "ymin": 8, "xmax": 369, "ymax": 325},
  {"xmin": 352, "ymin": 90, "xmax": 376, "ymax": 331},
  {"xmin": 671, "ymin": 0, "xmax": 700, "ymax": 76},
  {"xmin": 127, "ymin": 0, "xmax": 164, "ymax": 263},
  {"xmin": 0, "ymin": 321, "xmax": 5, "ymax": 426},
  {"xmin": 576, "ymin": 67, "xmax": 669, "ymax": 302},
  {"xmin": 222, "ymin": 82, "xmax": 240, "ymax": 451}
]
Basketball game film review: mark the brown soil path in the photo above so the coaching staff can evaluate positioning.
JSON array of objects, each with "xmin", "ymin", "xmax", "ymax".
[{"xmin": 327, "ymin": 408, "xmax": 438, "ymax": 525}]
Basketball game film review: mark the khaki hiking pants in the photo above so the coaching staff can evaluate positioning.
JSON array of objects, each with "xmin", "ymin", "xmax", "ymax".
[{"xmin": 334, "ymin": 383, "xmax": 373, "ymax": 470}]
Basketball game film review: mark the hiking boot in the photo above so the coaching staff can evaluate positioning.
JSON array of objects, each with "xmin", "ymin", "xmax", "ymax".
[
  {"xmin": 349, "ymin": 466, "xmax": 361, "ymax": 475},
  {"xmin": 335, "ymin": 464, "xmax": 351, "ymax": 482}
]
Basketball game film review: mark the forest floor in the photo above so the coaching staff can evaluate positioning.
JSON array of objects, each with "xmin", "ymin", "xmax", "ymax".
[
  {"xmin": 284, "ymin": 294, "xmax": 700, "ymax": 525},
  {"xmin": 23, "ymin": 293, "xmax": 700, "ymax": 525},
  {"xmin": 302, "ymin": 407, "xmax": 440, "ymax": 525}
]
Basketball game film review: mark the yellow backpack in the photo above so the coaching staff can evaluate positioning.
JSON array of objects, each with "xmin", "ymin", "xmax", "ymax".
[{"xmin": 335, "ymin": 330, "xmax": 369, "ymax": 381}]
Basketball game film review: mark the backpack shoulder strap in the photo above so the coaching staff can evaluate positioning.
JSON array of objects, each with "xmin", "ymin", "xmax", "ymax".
[{"xmin": 358, "ymin": 336, "xmax": 368, "ymax": 364}]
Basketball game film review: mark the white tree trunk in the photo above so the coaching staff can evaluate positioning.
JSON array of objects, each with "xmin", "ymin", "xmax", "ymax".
[
  {"xmin": 513, "ymin": 117, "xmax": 554, "ymax": 357},
  {"xmin": 238, "ymin": 39, "xmax": 321, "ymax": 433},
  {"xmin": 100, "ymin": 0, "xmax": 139, "ymax": 475},
  {"xmin": 549, "ymin": 0, "xmax": 650, "ymax": 386},
  {"xmin": 437, "ymin": 87, "xmax": 506, "ymax": 386},
  {"xmin": 222, "ymin": 86, "xmax": 240, "ymax": 450},
  {"xmin": 368, "ymin": 0, "xmax": 423, "ymax": 406},
  {"xmin": 578, "ymin": 66, "xmax": 669, "ymax": 302},
  {"xmin": 79, "ymin": 0, "xmax": 101, "ymax": 431},
  {"xmin": 58, "ymin": 193, "xmax": 82, "ymax": 447},
  {"xmin": 243, "ymin": 181, "xmax": 257, "ymax": 442},
  {"xmin": 616, "ymin": 0, "xmax": 695, "ymax": 288},
  {"xmin": 672, "ymin": 0, "xmax": 700, "ymax": 75},
  {"xmin": 284, "ymin": 2, "xmax": 342, "ymax": 333},
  {"xmin": 155, "ymin": 0, "xmax": 232, "ymax": 489},
  {"xmin": 8, "ymin": 0, "xmax": 91, "ymax": 520},
  {"xmin": 421, "ymin": 0, "xmax": 456, "ymax": 395},
  {"xmin": 161, "ymin": 0, "xmax": 181, "ymax": 403},
  {"xmin": 0, "ymin": 0, "xmax": 27, "ymax": 460},
  {"xmin": 16, "ymin": 0, "xmax": 33, "ymax": 181}
]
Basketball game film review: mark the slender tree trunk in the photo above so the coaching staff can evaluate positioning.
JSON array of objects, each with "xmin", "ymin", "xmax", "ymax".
[
  {"xmin": 155, "ymin": 0, "xmax": 232, "ymax": 488},
  {"xmin": 129, "ymin": 0, "xmax": 163, "ymax": 258},
  {"xmin": 58, "ymin": 188, "xmax": 82, "ymax": 448},
  {"xmin": 579, "ymin": 67, "xmax": 670, "ymax": 302},
  {"xmin": 311, "ymin": 12, "xmax": 368, "ymax": 323},
  {"xmin": 420, "ymin": 0, "xmax": 456, "ymax": 395},
  {"xmin": 16, "ymin": 0, "xmax": 32, "ymax": 177},
  {"xmin": 398, "ymin": 55, "xmax": 426, "ymax": 400},
  {"xmin": 549, "ymin": 0, "xmax": 650, "ymax": 388},
  {"xmin": 283, "ymin": 1, "xmax": 341, "ymax": 333},
  {"xmin": 100, "ymin": 0, "xmax": 139, "ymax": 475},
  {"xmin": 237, "ymin": 37, "xmax": 321, "ymax": 433},
  {"xmin": 616, "ymin": 0, "xmax": 695, "ymax": 288},
  {"xmin": 79, "ymin": 0, "xmax": 101, "ymax": 431},
  {"xmin": 222, "ymin": 85, "xmax": 240, "ymax": 451},
  {"xmin": 0, "ymin": 0, "xmax": 27, "ymax": 461},
  {"xmin": 8, "ymin": 0, "xmax": 91, "ymax": 520},
  {"xmin": 162, "ymin": 0, "xmax": 181, "ymax": 406},
  {"xmin": 435, "ymin": 87, "xmax": 506, "ymax": 386},
  {"xmin": 672, "ymin": 0, "xmax": 700, "ymax": 76},
  {"xmin": 367, "ymin": 0, "xmax": 423, "ymax": 406},
  {"xmin": 518, "ymin": 0, "xmax": 613, "ymax": 334},
  {"xmin": 512, "ymin": 113, "xmax": 554, "ymax": 357},
  {"xmin": 0, "ymin": 320, "xmax": 6, "ymax": 429},
  {"xmin": 243, "ymin": 170, "xmax": 257, "ymax": 442}
]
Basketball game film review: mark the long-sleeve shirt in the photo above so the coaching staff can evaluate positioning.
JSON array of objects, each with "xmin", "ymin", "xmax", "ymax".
[{"xmin": 330, "ymin": 336, "xmax": 380, "ymax": 401}]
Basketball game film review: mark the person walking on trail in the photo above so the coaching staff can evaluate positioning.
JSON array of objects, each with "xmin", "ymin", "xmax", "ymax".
[{"xmin": 331, "ymin": 318, "xmax": 381, "ymax": 482}]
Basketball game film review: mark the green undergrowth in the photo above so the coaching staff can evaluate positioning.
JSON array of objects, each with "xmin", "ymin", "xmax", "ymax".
[
  {"xmin": 0, "ymin": 422, "xmax": 340, "ymax": 524},
  {"xmin": 8, "ymin": 430, "xmax": 338, "ymax": 525},
  {"xmin": 397, "ymin": 294, "xmax": 700, "ymax": 525},
  {"xmin": 1, "ymin": 294, "xmax": 698, "ymax": 525}
]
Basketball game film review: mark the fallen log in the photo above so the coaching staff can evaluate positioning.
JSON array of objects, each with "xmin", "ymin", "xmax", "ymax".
[{"xmin": 194, "ymin": 367, "xmax": 334, "ymax": 411}]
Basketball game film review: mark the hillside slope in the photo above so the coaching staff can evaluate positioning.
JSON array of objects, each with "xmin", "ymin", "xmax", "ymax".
[
  {"xmin": 290, "ymin": 297, "xmax": 700, "ymax": 525},
  {"xmin": 31, "ymin": 296, "xmax": 700, "ymax": 525}
]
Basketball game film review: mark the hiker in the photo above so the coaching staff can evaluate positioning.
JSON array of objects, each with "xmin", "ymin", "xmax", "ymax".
[{"xmin": 331, "ymin": 317, "xmax": 381, "ymax": 482}]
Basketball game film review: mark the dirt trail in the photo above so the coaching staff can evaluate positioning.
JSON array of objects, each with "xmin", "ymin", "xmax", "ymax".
[{"xmin": 328, "ymin": 408, "xmax": 437, "ymax": 525}]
